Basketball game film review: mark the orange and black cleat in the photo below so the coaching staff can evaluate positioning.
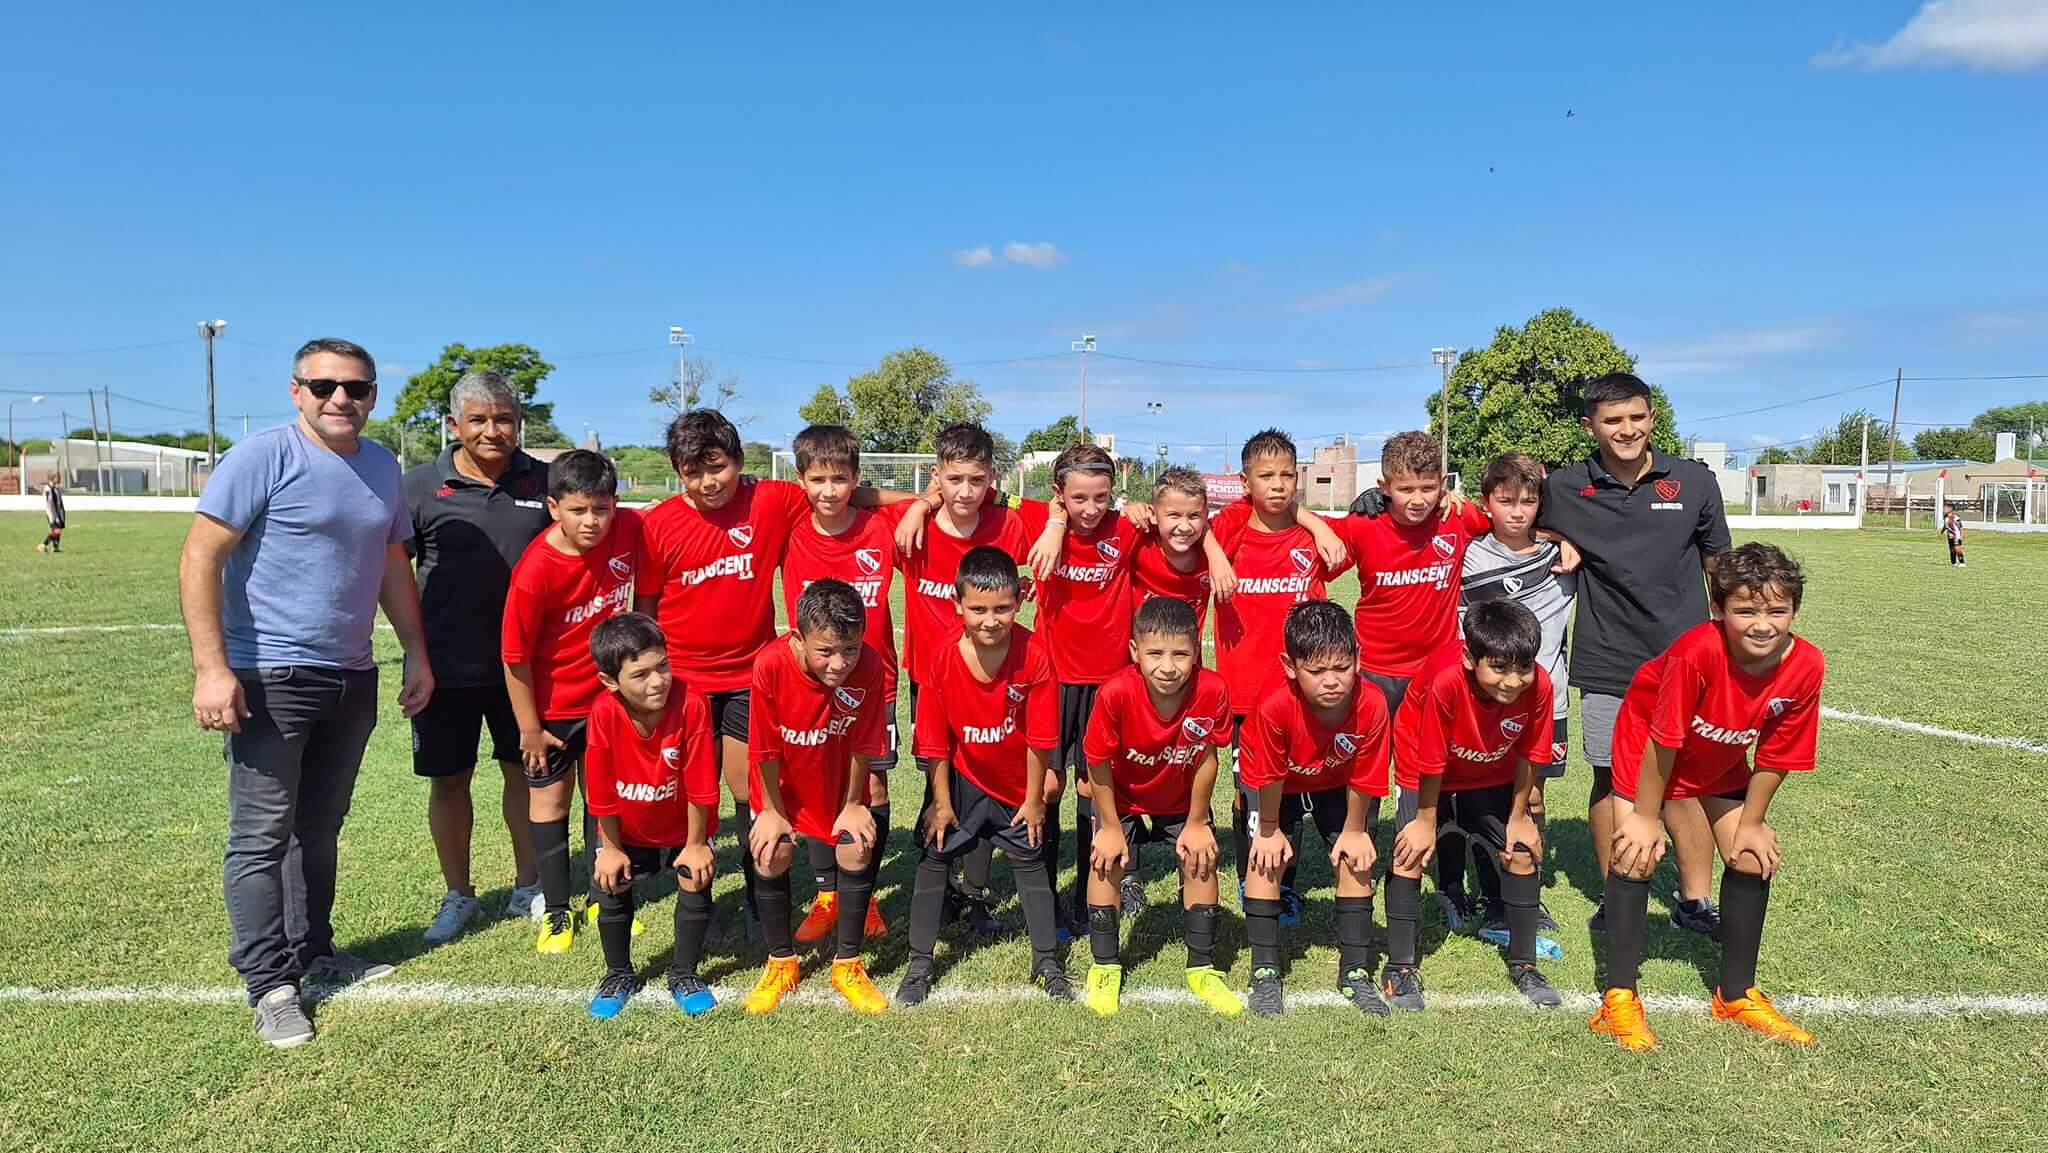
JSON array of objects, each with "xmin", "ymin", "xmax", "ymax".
[
  {"xmin": 794, "ymin": 894, "xmax": 839, "ymax": 945},
  {"xmin": 743, "ymin": 955, "xmax": 802, "ymax": 1015},
  {"xmin": 863, "ymin": 900, "xmax": 888, "ymax": 939},
  {"xmin": 830, "ymin": 957, "xmax": 888, "ymax": 1015},
  {"xmin": 1711, "ymin": 986, "xmax": 1814, "ymax": 1046},
  {"xmin": 1589, "ymin": 988, "xmax": 1658, "ymax": 1052}
]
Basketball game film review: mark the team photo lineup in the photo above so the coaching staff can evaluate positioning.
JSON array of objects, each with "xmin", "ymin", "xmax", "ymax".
[{"xmin": 183, "ymin": 340, "xmax": 1820, "ymax": 1054}]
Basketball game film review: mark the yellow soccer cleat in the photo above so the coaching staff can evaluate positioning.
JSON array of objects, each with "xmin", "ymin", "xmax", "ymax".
[
  {"xmin": 1084, "ymin": 963, "xmax": 1123, "ymax": 1017},
  {"xmin": 1589, "ymin": 988, "xmax": 1657, "ymax": 1052},
  {"xmin": 1185, "ymin": 966, "xmax": 1244, "ymax": 1016},
  {"xmin": 743, "ymin": 955, "xmax": 803, "ymax": 1015},
  {"xmin": 830, "ymin": 957, "xmax": 888, "ymax": 1015},
  {"xmin": 1712, "ymin": 986, "xmax": 1815, "ymax": 1046},
  {"xmin": 794, "ymin": 893, "xmax": 839, "ymax": 944},
  {"xmin": 535, "ymin": 908, "xmax": 576, "ymax": 955},
  {"xmin": 582, "ymin": 902, "xmax": 644, "ymax": 936}
]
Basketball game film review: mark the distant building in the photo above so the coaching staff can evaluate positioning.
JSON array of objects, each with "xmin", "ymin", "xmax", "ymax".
[{"xmin": 1302, "ymin": 438, "xmax": 1382, "ymax": 510}]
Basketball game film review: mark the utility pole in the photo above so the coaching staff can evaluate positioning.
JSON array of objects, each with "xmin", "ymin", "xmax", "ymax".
[
  {"xmin": 102, "ymin": 387, "xmax": 113, "ymax": 450},
  {"xmin": 198, "ymin": 319, "xmax": 227, "ymax": 469},
  {"xmin": 669, "ymin": 325, "xmax": 694, "ymax": 411},
  {"xmin": 1884, "ymin": 367, "xmax": 1902, "ymax": 486},
  {"xmin": 1072, "ymin": 335, "xmax": 1097, "ymax": 441},
  {"xmin": 88, "ymin": 389, "xmax": 102, "ymax": 465},
  {"xmin": 1859, "ymin": 417, "xmax": 1870, "ymax": 515},
  {"xmin": 1432, "ymin": 347, "xmax": 1457, "ymax": 474}
]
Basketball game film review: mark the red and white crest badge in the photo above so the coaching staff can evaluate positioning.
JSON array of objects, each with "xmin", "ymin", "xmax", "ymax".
[
  {"xmin": 1096, "ymin": 538, "xmax": 1122, "ymax": 562},
  {"xmin": 1431, "ymin": 534, "xmax": 1457, "ymax": 560},
  {"xmin": 726, "ymin": 524, "xmax": 755, "ymax": 549},
  {"xmin": 1289, "ymin": 548, "xmax": 1315, "ymax": 576},
  {"xmin": 608, "ymin": 555, "xmax": 634, "ymax": 582},
  {"xmin": 854, "ymin": 547, "xmax": 883, "ymax": 576},
  {"xmin": 833, "ymin": 687, "xmax": 866, "ymax": 712},
  {"xmin": 1655, "ymin": 478, "xmax": 1681, "ymax": 502}
]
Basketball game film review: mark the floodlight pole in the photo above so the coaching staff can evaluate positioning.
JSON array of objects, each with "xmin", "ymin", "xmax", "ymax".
[
  {"xmin": 669, "ymin": 325, "xmax": 694, "ymax": 410},
  {"xmin": 1073, "ymin": 335, "xmax": 1097, "ymax": 442},
  {"xmin": 1432, "ymin": 347, "xmax": 1456, "ymax": 478},
  {"xmin": 197, "ymin": 320, "xmax": 227, "ymax": 469}
]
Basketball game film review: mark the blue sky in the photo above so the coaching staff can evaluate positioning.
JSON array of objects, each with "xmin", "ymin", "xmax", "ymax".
[{"xmin": 3, "ymin": 2, "xmax": 2046, "ymax": 465}]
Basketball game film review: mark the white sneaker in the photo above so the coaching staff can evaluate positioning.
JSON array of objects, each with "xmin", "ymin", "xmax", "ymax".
[
  {"xmin": 506, "ymin": 883, "xmax": 545, "ymax": 922},
  {"xmin": 424, "ymin": 891, "xmax": 485, "ymax": 944}
]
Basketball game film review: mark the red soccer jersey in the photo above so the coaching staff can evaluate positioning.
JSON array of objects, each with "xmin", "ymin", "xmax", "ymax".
[
  {"xmin": 583, "ymin": 685, "xmax": 721, "ymax": 848},
  {"xmin": 1036, "ymin": 513, "xmax": 1143, "ymax": 684},
  {"xmin": 912, "ymin": 625, "xmax": 1059, "ymax": 809},
  {"xmin": 1081, "ymin": 665, "xmax": 1232, "ymax": 817},
  {"xmin": 1210, "ymin": 500, "xmax": 1351, "ymax": 715},
  {"xmin": 641, "ymin": 477, "xmax": 810, "ymax": 692},
  {"xmin": 899, "ymin": 500, "xmax": 1048, "ymax": 683},
  {"xmin": 1337, "ymin": 501, "xmax": 1494, "ymax": 678},
  {"xmin": 1237, "ymin": 677, "xmax": 1392, "ymax": 797},
  {"xmin": 746, "ymin": 636, "xmax": 889, "ymax": 841},
  {"xmin": 1610, "ymin": 622, "xmax": 1826, "ymax": 801},
  {"xmin": 500, "ymin": 509, "xmax": 654, "ymax": 720},
  {"xmin": 1129, "ymin": 535, "xmax": 1214, "ymax": 639},
  {"xmin": 1393, "ymin": 640, "xmax": 1555, "ymax": 792},
  {"xmin": 779, "ymin": 505, "xmax": 908, "ymax": 703}
]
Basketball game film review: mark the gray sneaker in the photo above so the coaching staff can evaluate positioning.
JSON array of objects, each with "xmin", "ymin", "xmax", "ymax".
[
  {"xmin": 253, "ymin": 985, "xmax": 314, "ymax": 1048},
  {"xmin": 304, "ymin": 948, "xmax": 396, "ymax": 988},
  {"xmin": 424, "ymin": 891, "xmax": 485, "ymax": 944},
  {"xmin": 504, "ymin": 882, "xmax": 545, "ymax": 922}
]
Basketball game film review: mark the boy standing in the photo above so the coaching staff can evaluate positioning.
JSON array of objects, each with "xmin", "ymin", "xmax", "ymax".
[
  {"xmin": 583, "ymin": 613, "xmax": 721, "ymax": 1018},
  {"xmin": 37, "ymin": 473, "xmax": 64, "ymax": 553},
  {"xmin": 896, "ymin": 547, "xmax": 1072, "ymax": 1004},
  {"xmin": 1384, "ymin": 600, "xmax": 1562, "ymax": 1011},
  {"xmin": 1590, "ymin": 543, "xmax": 1823, "ymax": 1051},
  {"xmin": 1944, "ymin": 507, "xmax": 1966, "ymax": 567},
  {"xmin": 1236, "ymin": 601, "xmax": 1392, "ymax": 1018},
  {"xmin": 1129, "ymin": 467, "xmax": 1232, "ymax": 636},
  {"xmin": 1079, "ymin": 597, "xmax": 1240, "ymax": 1017},
  {"xmin": 501, "ymin": 450, "xmax": 653, "ymax": 953},
  {"xmin": 743, "ymin": 580, "xmax": 892, "ymax": 1014}
]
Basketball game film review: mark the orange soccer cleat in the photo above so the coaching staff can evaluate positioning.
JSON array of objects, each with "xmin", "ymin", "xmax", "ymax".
[
  {"xmin": 830, "ymin": 957, "xmax": 889, "ymax": 1015},
  {"xmin": 864, "ymin": 899, "xmax": 888, "ymax": 939},
  {"xmin": 1589, "ymin": 988, "xmax": 1658, "ymax": 1052},
  {"xmin": 1712, "ymin": 986, "xmax": 1815, "ymax": 1046},
  {"xmin": 743, "ymin": 956, "xmax": 803, "ymax": 1015},
  {"xmin": 794, "ymin": 893, "xmax": 839, "ymax": 945}
]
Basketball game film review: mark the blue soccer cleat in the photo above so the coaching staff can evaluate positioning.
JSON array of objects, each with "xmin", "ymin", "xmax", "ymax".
[
  {"xmin": 588, "ymin": 970, "xmax": 638, "ymax": 1019},
  {"xmin": 669, "ymin": 973, "xmax": 717, "ymax": 1016}
]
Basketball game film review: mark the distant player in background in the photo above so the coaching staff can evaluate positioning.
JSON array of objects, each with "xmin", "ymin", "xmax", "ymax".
[
  {"xmin": 37, "ymin": 473, "xmax": 65, "ymax": 553},
  {"xmin": 1943, "ymin": 507, "xmax": 1965, "ymax": 567}
]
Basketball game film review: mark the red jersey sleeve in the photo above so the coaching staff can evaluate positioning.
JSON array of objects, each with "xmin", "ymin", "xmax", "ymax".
[
  {"xmin": 1405, "ymin": 686, "xmax": 1452, "ymax": 780},
  {"xmin": 1080, "ymin": 676, "xmax": 1125, "ymax": 766},
  {"xmin": 1236, "ymin": 697, "xmax": 1286, "ymax": 791},
  {"xmin": 912, "ymin": 670, "xmax": 948, "ymax": 761},
  {"xmin": 1454, "ymin": 498, "xmax": 1492, "ymax": 538},
  {"xmin": 622, "ymin": 510, "xmax": 659, "ymax": 598},
  {"xmin": 850, "ymin": 655, "xmax": 889, "ymax": 758},
  {"xmin": 1209, "ymin": 499, "xmax": 1252, "ymax": 555},
  {"xmin": 1013, "ymin": 497, "xmax": 1052, "ymax": 540},
  {"xmin": 582, "ymin": 699, "xmax": 621, "ymax": 816},
  {"xmin": 746, "ymin": 652, "xmax": 787, "ymax": 768},
  {"xmin": 1521, "ymin": 697, "xmax": 1556, "ymax": 766},
  {"xmin": 1345, "ymin": 692, "xmax": 1392, "ymax": 794},
  {"xmin": 1646, "ymin": 649, "xmax": 1708, "ymax": 749},
  {"xmin": 499, "ymin": 563, "xmax": 544, "ymax": 665},
  {"xmin": 1319, "ymin": 517, "xmax": 1357, "ymax": 580},
  {"xmin": 1022, "ymin": 639, "xmax": 1059, "ymax": 751},
  {"xmin": 1754, "ymin": 645, "xmax": 1825, "ymax": 773},
  {"xmin": 679, "ymin": 691, "xmax": 722, "ymax": 807}
]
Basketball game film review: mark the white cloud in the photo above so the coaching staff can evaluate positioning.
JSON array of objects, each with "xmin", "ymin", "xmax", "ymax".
[
  {"xmin": 1745, "ymin": 433, "xmax": 1782, "ymax": 447},
  {"xmin": 1965, "ymin": 309, "xmax": 2048, "ymax": 341},
  {"xmin": 1634, "ymin": 325, "xmax": 1841, "ymax": 375},
  {"xmin": 1002, "ymin": 241, "xmax": 1066, "ymax": 269},
  {"xmin": 952, "ymin": 245, "xmax": 995, "ymax": 268},
  {"xmin": 1284, "ymin": 275, "xmax": 1398, "ymax": 313},
  {"xmin": 1814, "ymin": 0, "xmax": 2048, "ymax": 71}
]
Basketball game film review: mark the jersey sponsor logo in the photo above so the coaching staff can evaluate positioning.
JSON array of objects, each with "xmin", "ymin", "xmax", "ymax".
[
  {"xmin": 435, "ymin": 484, "xmax": 456, "ymax": 499},
  {"xmin": 1431, "ymin": 533, "xmax": 1457, "ymax": 561},
  {"xmin": 781, "ymin": 716, "xmax": 860, "ymax": 746},
  {"xmin": 514, "ymin": 499, "xmax": 545, "ymax": 509},
  {"xmin": 1767, "ymin": 696, "xmax": 1795, "ymax": 718},
  {"xmin": 1373, "ymin": 563, "xmax": 1455, "ymax": 589},
  {"xmin": 1096, "ymin": 538, "xmax": 1122, "ymax": 562},
  {"xmin": 608, "ymin": 555, "xmax": 634, "ymax": 582},
  {"xmin": 916, "ymin": 577, "xmax": 954, "ymax": 600},
  {"xmin": 962, "ymin": 717, "xmax": 1018, "ymax": 744},
  {"xmin": 680, "ymin": 552, "xmax": 756, "ymax": 586},
  {"xmin": 615, "ymin": 778, "xmax": 677, "ymax": 804},
  {"xmin": 1502, "ymin": 575, "xmax": 1524, "ymax": 595},
  {"xmin": 1654, "ymin": 478, "xmax": 1681, "ymax": 502},
  {"xmin": 833, "ymin": 686, "xmax": 866, "ymax": 712},
  {"xmin": 1690, "ymin": 715, "xmax": 1760, "ymax": 746},
  {"xmin": 1182, "ymin": 715, "xmax": 1213, "ymax": 740},
  {"xmin": 1289, "ymin": 548, "xmax": 1315, "ymax": 576},
  {"xmin": 854, "ymin": 548, "xmax": 884, "ymax": 576},
  {"xmin": 1450, "ymin": 741, "xmax": 1513, "ymax": 763},
  {"xmin": 727, "ymin": 524, "xmax": 755, "ymax": 549},
  {"xmin": 1501, "ymin": 717, "xmax": 1525, "ymax": 737},
  {"xmin": 563, "ymin": 581, "xmax": 634, "ymax": 625},
  {"xmin": 1238, "ymin": 575, "xmax": 1315, "ymax": 595},
  {"xmin": 1054, "ymin": 561, "xmax": 1115, "ymax": 583},
  {"xmin": 1124, "ymin": 742, "xmax": 1203, "ymax": 768},
  {"xmin": 1579, "ymin": 485, "xmax": 1598, "ymax": 498},
  {"xmin": 1650, "ymin": 503, "xmax": 1684, "ymax": 511}
]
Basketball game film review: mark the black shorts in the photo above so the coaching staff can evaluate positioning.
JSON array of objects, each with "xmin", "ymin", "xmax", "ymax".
[
  {"xmin": 920, "ymin": 770, "xmax": 1049, "ymax": 864},
  {"xmin": 706, "ymin": 690, "xmax": 751, "ymax": 742},
  {"xmin": 1539, "ymin": 716, "xmax": 1568, "ymax": 780},
  {"xmin": 1056, "ymin": 683, "xmax": 1102, "ymax": 775},
  {"xmin": 1241, "ymin": 784, "xmax": 1377, "ymax": 847},
  {"xmin": 592, "ymin": 843, "xmax": 686, "ymax": 912},
  {"xmin": 870, "ymin": 716, "xmax": 900, "ymax": 774},
  {"xmin": 1394, "ymin": 781, "xmax": 1521, "ymax": 856},
  {"xmin": 1362, "ymin": 670, "xmax": 1411, "ymax": 719},
  {"xmin": 1102, "ymin": 811, "xmax": 1183, "ymax": 845},
  {"xmin": 523, "ymin": 717, "xmax": 589, "ymax": 788},
  {"xmin": 410, "ymin": 685, "xmax": 521, "ymax": 776}
]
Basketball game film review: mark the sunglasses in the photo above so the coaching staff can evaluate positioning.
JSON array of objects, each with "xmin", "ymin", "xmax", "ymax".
[{"xmin": 293, "ymin": 377, "xmax": 376, "ymax": 400}]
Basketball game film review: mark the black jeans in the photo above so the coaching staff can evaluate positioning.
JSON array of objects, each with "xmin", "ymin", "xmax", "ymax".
[{"xmin": 223, "ymin": 665, "xmax": 379, "ymax": 1003}]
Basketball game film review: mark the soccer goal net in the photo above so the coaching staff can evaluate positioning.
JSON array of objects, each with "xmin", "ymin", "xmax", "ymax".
[{"xmin": 770, "ymin": 451, "xmax": 939, "ymax": 495}]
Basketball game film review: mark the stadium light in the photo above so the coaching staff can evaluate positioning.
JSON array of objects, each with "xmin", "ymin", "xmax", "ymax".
[
  {"xmin": 1431, "ymin": 346, "xmax": 1456, "ymax": 477},
  {"xmin": 1073, "ymin": 335, "xmax": 1098, "ymax": 441},
  {"xmin": 8, "ymin": 395, "xmax": 46, "ymax": 495},
  {"xmin": 669, "ymin": 325, "xmax": 695, "ymax": 410},
  {"xmin": 197, "ymin": 320, "xmax": 227, "ymax": 470}
]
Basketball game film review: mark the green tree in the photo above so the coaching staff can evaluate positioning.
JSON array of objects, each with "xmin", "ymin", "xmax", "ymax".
[
  {"xmin": 1429, "ymin": 307, "xmax": 1681, "ymax": 480},
  {"xmin": 650, "ymin": 356, "xmax": 741, "ymax": 418},
  {"xmin": 609, "ymin": 444, "xmax": 672, "ymax": 486},
  {"xmin": 1754, "ymin": 447, "xmax": 1798, "ymax": 465},
  {"xmin": 393, "ymin": 343, "xmax": 569, "ymax": 446},
  {"xmin": 1020, "ymin": 415, "xmax": 1093, "ymax": 455},
  {"xmin": 1911, "ymin": 426, "xmax": 1997, "ymax": 462},
  {"xmin": 798, "ymin": 347, "xmax": 994, "ymax": 453},
  {"xmin": 1800, "ymin": 409, "xmax": 1910, "ymax": 466},
  {"xmin": 1969, "ymin": 401, "xmax": 2048, "ymax": 437}
]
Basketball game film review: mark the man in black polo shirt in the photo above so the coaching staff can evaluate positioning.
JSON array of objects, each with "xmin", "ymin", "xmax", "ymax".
[
  {"xmin": 1540, "ymin": 372, "xmax": 1729, "ymax": 939},
  {"xmin": 404, "ymin": 371, "xmax": 554, "ymax": 944}
]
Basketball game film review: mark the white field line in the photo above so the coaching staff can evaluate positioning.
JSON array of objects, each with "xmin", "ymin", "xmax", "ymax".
[
  {"xmin": 1818, "ymin": 706, "xmax": 2048, "ymax": 755},
  {"xmin": 2, "ymin": 981, "xmax": 2046, "ymax": 1017}
]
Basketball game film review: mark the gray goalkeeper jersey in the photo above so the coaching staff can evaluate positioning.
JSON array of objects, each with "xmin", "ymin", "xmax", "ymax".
[{"xmin": 1459, "ymin": 534, "xmax": 1574, "ymax": 719}]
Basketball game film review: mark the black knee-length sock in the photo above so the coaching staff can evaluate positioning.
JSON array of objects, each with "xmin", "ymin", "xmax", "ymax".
[
  {"xmin": 1603, "ymin": 872, "xmax": 1651, "ymax": 990},
  {"xmin": 533, "ymin": 817, "xmax": 572, "ymax": 915},
  {"xmin": 835, "ymin": 859, "xmax": 878, "ymax": 960},
  {"xmin": 1503, "ymin": 869, "xmax": 1541, "ymax": 967},
  {"xmin": 1718, "ymin": 869, "xmax": 1771, "ymax": 999},
  {"xmin": 671, "ymin": 887, "xmax": 713, "ymax": 979},
  {"xmin": 1385, "ymin": 874, "xmax": 1421, "ymax": 967},
  {"xmin": 907, "ymin": 851, "xmax": 952, "ymax": 964},
  {"xmin": 1014, "ymin": 856, "xmax": 1059, "ymax": 967},
  {"xmin": 756, "ymin": 871, "xmax": 795, "ymax": 959},
  {"xmin": 1184, "ymin": 902, "xmax": 1219, "ymax": 970},
  {"xmin": 1087, "ymin": 903, "xmax": 1120, "ymax": 965},
  {"xmin": 1244, "ymin": 897, "xmax": 1283, "ymax": 973}
]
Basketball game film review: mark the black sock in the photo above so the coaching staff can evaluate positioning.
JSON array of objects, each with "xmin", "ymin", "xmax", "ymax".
[
  {"xmin": 533, "ymin": 817, "xmax": 571, "ymax": 914},
  {"xmin": 962, "ymin": 838, "xmax": 993, "ymax": 899},
  {"xmin": 1231, "ymin": 797, "xmax": 1251, "ymax": 881},
  {"xmin": 870, "ymin": 802, "xmax": 892, "ymax": 878},
  {"xmin": 1603, "ymin": 872, "xmax": 1651, "ymax": 990},
  {"xmin": 733, "ymin": 801, "xmax": 758, "ymax": 917},
  {"xmin": 1014, "ymin": 855, "xmax": 1059, "ymax": 967},
  {"xmin": 907, "ymin": 851, "xmax": 953, "ymax": 964},
  {"xmin": 1280, "ymin": 824, "xmax": 1301, "ymax": 893},
  {"xmin": 1244, "ymin": 897, "xmax": 1282, "ymax": 972},
  {"xmin": 1434, "ymin": 827, "xmax": 1467, "ymax": 894},
  {"xmin": 1718, "ymin": 869, "xmax": 1770, "ymax": 999},
  {"xmin": 1335, "ymin": 894, "xmax": 1375, "ymax": 976},
  {"xmin": 583, "ymin": 806, "xmax": 603, "ymax": 908},
  {"xmin": 1184, "ymin": 903, "xmax": 1219, "ymax": 970},
  {"xmin": 835, "ymin": 858, "xmax": 877, "ymax": 960},
  {"xmin": 809, "ymin": 837, "xmax": 838, "ymax": 896},
  {"xmin": 671, "ymin": 887, "xmax": 712, "ymax": 980},
  {"xmin": 1384, "ymin": 874, "xmax": 1420, "ymax": 967},
  {"xmin": 757, "ymin": 870, "xmax": 795, "ymax": 958},
  {"xmin": 1471, "ymin": 841, "xmax": 1504, "ymax": 909},
  {"xmin": 1087, "ymin": 904, "xmax": 1120, "ymax": 965},
  {"xmin": 1503, "ymin": 868, "xmax": 1540, "ymax": 966},
  {"xmin": 596, "ymin": 888, "xmax": 634, "ymax": 975},
  {"xmin": 1070, "ymin": 792, "xmax": 1095, "ymax": 925}
]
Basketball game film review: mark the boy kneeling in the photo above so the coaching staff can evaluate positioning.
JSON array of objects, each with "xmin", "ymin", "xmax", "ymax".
[
  {"xmin": 1591, "ymin": 543, "xmax": 1824, "ymax": 1051},
  {"xmin": 743, "ymin": 580, "xmax": 892, "ymax": 1014},
  {"xmin": 1080, "ymin": 597, "xmax": 1239, "ymax": 1016},
  {"xmin": 1385, "ymin": 600, "xmax": 1562, "ymax": 1011},
  {"xmin": 1237, "ymin": 601, "xmax": 1392, "ymax": 1018},
  {"xmin": 584, "ymin": 614, "xmax": 720, "ymax": 1018}
]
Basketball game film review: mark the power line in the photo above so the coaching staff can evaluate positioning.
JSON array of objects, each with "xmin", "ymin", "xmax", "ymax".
[
  {"xmin": 1686, "ymin": 378, "xmax": 1895, "ymax": 425},
  {"xmin": 1900, "ymin": 374, "xmax": 2048, "ymax": 382},
  {"xmin": 0, "ymin": 338, "xmax": 189, "ymax": 357},
  {"xmin": 1095, "ymin": 353, "xmax": 1430, "ymax": 375}
]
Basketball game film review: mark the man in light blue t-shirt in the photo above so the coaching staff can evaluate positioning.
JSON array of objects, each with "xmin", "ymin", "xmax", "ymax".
[{"xmin": 179, "ymin": 337, "xmax": 433, "ymax": 1049}]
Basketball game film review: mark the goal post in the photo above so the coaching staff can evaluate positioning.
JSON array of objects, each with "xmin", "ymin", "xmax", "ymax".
[{"xmin": 770, "ymin": 450, "xmax": 938, "ymax": 495}]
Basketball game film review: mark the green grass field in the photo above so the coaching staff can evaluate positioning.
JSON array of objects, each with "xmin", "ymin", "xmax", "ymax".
[{"xmin": 3, "ymin": 512, "xmax": 2046, "ymax": 1152}]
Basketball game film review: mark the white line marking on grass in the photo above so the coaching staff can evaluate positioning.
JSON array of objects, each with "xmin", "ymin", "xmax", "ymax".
[
  {"xmin": 0, "ymin": 623, "xmax": 188, "ymax": 637},
  {"xmin": 4, "ymin": 983, "xmax": 2046, "ymax": 1017},
  {"xmin": 1821, "ymin": 706, "xmax": 2048, "ymax": 755}
]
